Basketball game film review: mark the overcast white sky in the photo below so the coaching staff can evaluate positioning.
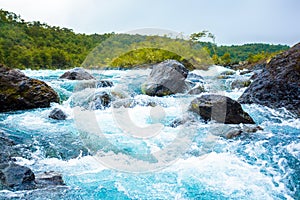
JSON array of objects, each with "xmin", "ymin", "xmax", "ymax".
[{"xmin": 0, "ymin": 0, "xmax": 299, "ymax": 45}]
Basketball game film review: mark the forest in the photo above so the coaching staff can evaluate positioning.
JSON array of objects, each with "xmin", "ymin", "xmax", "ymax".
[{"xmin": 0, "ymin": 9, "xmax": 290, "ymax": 69}]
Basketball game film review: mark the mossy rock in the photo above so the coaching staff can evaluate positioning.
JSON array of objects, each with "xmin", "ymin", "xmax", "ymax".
[{"xmin": 0, "ymin": 65, "xmax": 59, "ymax": 112}]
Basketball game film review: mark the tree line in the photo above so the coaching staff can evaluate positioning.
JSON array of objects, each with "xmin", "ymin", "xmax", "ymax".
[{"xmin": 0, "ymin": 9, "xmax": 290, "ymax": 70}]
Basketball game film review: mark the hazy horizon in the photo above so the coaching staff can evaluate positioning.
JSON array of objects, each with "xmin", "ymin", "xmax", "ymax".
[{"xmin": 0, "ymin": 0, "xmax": 299, "ymax": 46}]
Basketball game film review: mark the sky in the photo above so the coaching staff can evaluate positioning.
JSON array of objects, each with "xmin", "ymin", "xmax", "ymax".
[{"xmin": 0, "ymin": 0, "xmax": 299, "ymax": 46}]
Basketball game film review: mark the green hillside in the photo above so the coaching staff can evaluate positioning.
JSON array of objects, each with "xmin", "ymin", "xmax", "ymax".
[{"xmin": 0, "ymin": 9, "xmax": 290, "ymax": 69}]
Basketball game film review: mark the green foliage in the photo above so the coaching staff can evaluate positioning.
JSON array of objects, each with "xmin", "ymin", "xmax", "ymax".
[
  {"xmin": 220, "ymin": 52, "xmax": 231, "ymax": 66},
  {"xmin": 0, "ymin": 9, "xmax": 112, "ymax": 69},
  {"xmin": 82, "ymin": 34, "xmax": 213, "ymax": 70},
  {"xmin": 212, "ymin": 43, "xmax": 289, "ymax": 65},
  {"xmin": 247, "ymin": 51, "xmax": 283, "ymax": 64},
  {"xmin": 0, "ymin": 9, "xmax": 291, "ymax": 69},
  {"xmin": 110, "ymin": 48, "xmax": 194, "ymax": 70}
]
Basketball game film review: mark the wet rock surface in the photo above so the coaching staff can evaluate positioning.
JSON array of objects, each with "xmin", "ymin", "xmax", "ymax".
[
  {"xmin": 142, "ymin": 60, "xmax": 190, "ymax": 96},
  {"xmin": 0, "ymin": 130, "xmax": 65, "ymax": 191},
  {"xmin": 49, "ymin": 108, "xmax": 67, "ymax": 120},
  {"xmin": 238, "ymin": 43, "xmax": 300, "ymax": 117},
  {"xmin": 0, "ymin": 162, "xmax": 35, "ymax": 190},
  {"xmin": 60, "ymin": 67, "xmax": 95, "ymax": 80},
  {"xmin": 189, "ymin": 94, "xmax": 255, "ymax": 124},
  {"xmin": 0, "ymin": 65, "xmax": 59, "ymax": 112}
]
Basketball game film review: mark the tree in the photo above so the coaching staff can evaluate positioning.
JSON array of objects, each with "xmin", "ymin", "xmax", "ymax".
[{"xmin": 220, "ymin": 52, "xmax": 231, "ymax": 66}]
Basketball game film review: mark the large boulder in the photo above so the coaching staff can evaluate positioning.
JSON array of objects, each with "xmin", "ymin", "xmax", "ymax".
[
  {"xmin": 142, "ymin": 60, "xmax": 190, "ymax": 96},
  {"xmin": 0, "ymin": 163, "xmax": 65, "ymax": 190},
  {"xmin": 238, "ymin": 43, "xmax": 300, "ymax": 117},
  {"xmin": 0, "ymin": 162, "xmax": 35, "ymax": 190},
  {"xmin": 60, "ymin": 67, "xmax": 95, "ymax": 80},
  {"xmin": 0, "ymin": 65, "xmax": 60, "ymax": 112},
  {"xmin": 189, "ymin": 94, "xmax": 255, "ymax": 124}
]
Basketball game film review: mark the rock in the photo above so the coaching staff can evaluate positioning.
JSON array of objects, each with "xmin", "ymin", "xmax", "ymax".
[
  {"xmin": 111, "ymin": 90, "xmax": 129, "ymax": 99},
  {"xmin": 112, "ymin": 99, "xmax": 136, "ymax": 109},
  {"xmin": 0, "ymin": 163, "xmax": 65, "ymax": 190},
  {"xmin": 188, "ymin": 85, "xmax": 206, "ymax": 95},
  {"xmin": 0, "ymin": 132, "xmax": 16, "ymax": 163},
  {"xmin": 92, "ymin": 91, "xmax": 112, "ymax": 110},
  {"xmin": 189, "ymin": 94, "xmax": 255, "ymax": 124},
  {"xmin": 112, "ymin": 98, "xmax": 157, "ymax": 109},
  {"xmin": 60, "ymin": 68, "xmax": 95, "ymax": 80},
  {"xmin": 239, "ymin": 70, "xmax": 252, "ymax": 75},
  {"xmin": 208, "ymin": 124, "xmax": 263, "ymax": 139},
  {"xmin": 35, "ymin": 171, "xmax": 65, "ymax": 187},
  {"xmin": 96, "ymin": 80, "xmax": 114, "ymax": 88},
  {"xmin": 220, "ymin": 70, "xmax": 235, "ymax": 76},
  {"xmin": 0, "ymin": 162, "xmax": 35, "ymax": 190},
  {"xmin": 249, "ymin": 70, "xmax": 262, "ymax": 80},
  {"xmin": 73, "ymin": 80, "xmax": 114, "ymax": 92},
  {"xmin": 238, "ymin": 43, "xmax": 300, "ymax": 117},
  {"xmin": 187, "ymin": 73, "xmax": 204, "ymax": 83},
  {"xmin": 49, "ymin": 108, "xmax": 67, "ymax": 120},
  {"xmin": 231, "ymin": 78, "xmax": 251, "ymax": 89},
  {"xmin": 217, "ymin": 70, "xmax": 236, "ymax": 79},
  {"xmin": 0, "ymin": 65, "xmax": 59, "ymax": 112},
  {"xmin": 169, "ymin": 114, "xmax": 197, "ymax": 128},
  {"xmin": 141, "ymin": 60, "xmax": 190, "ymax": 97}
]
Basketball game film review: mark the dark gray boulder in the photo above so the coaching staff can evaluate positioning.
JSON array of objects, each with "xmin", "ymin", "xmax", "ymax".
[
  {"xmin": 60, "ymin": 68, "xmax": 95, "ymax": 80},
  {"xmin": 0, "ymin": 65, "xmax": 60, "ymax": 112},
  {"xmin": 142, "ymin": 60, "xmax": 190, "ymax": 96},
  {"xmin": 238, "ymin": 43, "xmax": 300, "ymax": 117},
  {"xmin": 49, "ymin": 108, "xmax": 67, "ymax": 120},
  {"xmin": 35, "ymin": 171, "xmax": 65, "ymax": 187},
  {"xmin": 0, "ymin": 162, "xmax": 35, "ymax": 190},
  {"xmin": 189, "ymin": 94, "xmax": 255, "ymax": 124}
]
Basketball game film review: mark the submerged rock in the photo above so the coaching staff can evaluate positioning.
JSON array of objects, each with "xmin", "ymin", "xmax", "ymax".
[
  {"xmin": 112, "ymin": 98, "xmax": 157, "ymax": 109},
  {"xmin": 73, "ymin": 80, "xmax": 114, "ymax": 92},
  {"xmin": 188, "ymin": 85, "xmax": 206, "ymax": 95},
  {"xmin": 0, "ymin": 132, "xmax": 16, "ymax": 163},
  {"xmin": 217, "ymin": 70, "xmax": 236, "ymax": 79},
  {"xmin": 96, "ymin": 80, "xmax": 114, "ymax": 88},
  {"xmin": 231, "ymin": 78, "xmax": 251, "ymax": 89},
  {"xmin": 208, "ymin": 124, "xmax": 263, "ymax": 139},
  {"xmin": 0, "ymin": 65, "xmax": 59, "ymax": 112},
  {"xmin": 35, "ymin": 171, "xmax": 65, "ymax": 187},
  {"xmin": 49, "ymin": 108, "xmax": 67, "ymax": 120},
  {"xmin": 93, "ymin": 91, "xmax": 112, "ymax": 110},
  {"xmin": 60, "ymin": 68, "xmax": 95, "ymax": 80},
  {"xmin": 142, "ymin": 60, "xmax": 190, "ymax": 96},
  {"xmin": 189, "ymin": 94, "xmax": 255, "ymax": 124},
  {"xmin": 170, "ymin": 115, "xmax": 261, "ymax": 139},
  {"xmin": 238, "ymin": 43, "xmax": 300, "ymax": 117},
  {"xmin": 187, "ymin": 73, "xmax": 204, "ymax": 83}
]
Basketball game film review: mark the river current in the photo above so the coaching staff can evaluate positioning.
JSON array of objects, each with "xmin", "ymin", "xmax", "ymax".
[{"xmin": 0, "ymin": 66, "xmax": 299, "ymax": 199}]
